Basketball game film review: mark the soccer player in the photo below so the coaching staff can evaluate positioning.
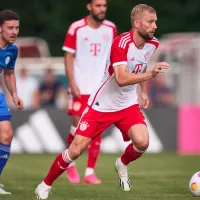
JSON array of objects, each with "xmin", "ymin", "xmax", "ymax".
[
  {"xmin": 0, "ymin": 10, "xmax": 24, "ymax": 194},
  {"xmin": 35, "ymin": 4, "xmax": 169, "ymax": 199},
  {"xmin": 62, "ymin": 0, "xmax": 117, "ymax": 184}
]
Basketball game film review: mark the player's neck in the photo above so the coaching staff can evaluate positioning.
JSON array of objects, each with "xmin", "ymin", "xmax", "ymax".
[
  {"xmin": 0, "ymin": 38, "xmax": 8, "ymax": 49},
  {"xmin": 132, "ymin": 30, "xmax": 146, "ymax": 49},
  {"xmin": 87, "ymin": 16, "xmax": 102, "ymax": 29}
]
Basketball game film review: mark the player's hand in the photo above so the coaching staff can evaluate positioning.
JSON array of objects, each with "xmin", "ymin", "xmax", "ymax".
[
  {"xmin": 140, "ymin": 92, "xmax": 149, "ymax": 109},
  {"xmin": 152, "ymin": 62, "xmax": 170, "ymax": 77},
  {"xmin": 70, "ymin": 81, "xmax": 80, "ymax": 98},
  {"xmin": 12, "ymin": 95, "xmax": 24, "ymax": 110}
]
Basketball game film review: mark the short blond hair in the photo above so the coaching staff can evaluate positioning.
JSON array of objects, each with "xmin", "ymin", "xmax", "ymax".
[{"xmin": 131, "ymin": 4, "xmax": 156, "ymax": 27}]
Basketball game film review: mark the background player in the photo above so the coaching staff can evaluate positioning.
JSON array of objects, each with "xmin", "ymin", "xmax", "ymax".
[
  {"xmin": 0, "ymin": 10, "xmax": 24, "ymax": 194},
  {"xmin": 62, "ymin": 0, "xmax": 117, "ymax": 184},
  {"xmin": 35, "ymin": 4, "xmax": 169, "ymax": 199}
]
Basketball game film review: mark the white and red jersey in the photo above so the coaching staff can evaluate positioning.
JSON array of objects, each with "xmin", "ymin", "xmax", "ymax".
[
  {"xmin": 62, "ymin": 17, "xmax": 117, "ymax": 95},
  {"xmin": 88, "ymin": 29, "xmax": 159, "ymax": 112}
]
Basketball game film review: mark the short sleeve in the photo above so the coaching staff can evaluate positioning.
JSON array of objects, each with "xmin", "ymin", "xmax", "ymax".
[
  {"xmin": 8, "ymin": 48, "xmax": 18, "ymax": 70},
  {"xmin": 110, "ymin": 38, "xmax": 128, "ymax": 67},
  {"xmin": 62, "ymin": 24, "xmax": 76, "ymax": 54}
]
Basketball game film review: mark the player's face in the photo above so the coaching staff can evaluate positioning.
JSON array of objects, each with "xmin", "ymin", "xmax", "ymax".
[
  {"xmin": 87, "ymin": 0, "xmax": 107, "ymax": 22},
  {"xmin": 0, "ymin": 20, "xmax": 19, "ymax": 44},
  {"xmin": 137, "ymin": 11, "xmax": 157, "ymax": 40}
]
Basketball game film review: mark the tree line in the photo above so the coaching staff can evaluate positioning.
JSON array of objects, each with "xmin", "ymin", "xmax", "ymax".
[{"xmin": 1, "ymin": 0, "xmax": 200, "ymax": 56}]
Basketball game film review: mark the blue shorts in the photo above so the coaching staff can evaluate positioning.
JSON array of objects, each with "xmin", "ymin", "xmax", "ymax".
[{"xmin": 0, "ymin": 93, "xmax": 11, "ymax": 121}]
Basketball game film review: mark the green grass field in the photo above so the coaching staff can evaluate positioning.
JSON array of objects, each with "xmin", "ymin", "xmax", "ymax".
[{"xmin": 0, "ymin": 152, "xmax": 199, "ymax": 200}]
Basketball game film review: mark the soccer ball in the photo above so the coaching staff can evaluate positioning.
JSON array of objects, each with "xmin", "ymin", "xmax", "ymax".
[{"xmin": 189, "ymin": 172, "xmax": 200, "ymax": 196}]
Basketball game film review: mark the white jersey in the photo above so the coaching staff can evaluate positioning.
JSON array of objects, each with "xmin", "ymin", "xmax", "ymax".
[
  {"xmin": 88, "ymin": 30, "xmax": 159, "ymax": 112},
  {"xmin": 62, "ymin": 17, "xmax": 117, "ymax": 94}
]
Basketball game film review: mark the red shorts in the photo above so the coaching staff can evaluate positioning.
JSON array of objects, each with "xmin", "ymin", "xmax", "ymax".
[
  {"xmin": 68, "ymin": 94, "xmax": 90, "ymax": 116},
  {"xmin": 76, "ymin": 104, "xmax": 146, "ymax": 141}
]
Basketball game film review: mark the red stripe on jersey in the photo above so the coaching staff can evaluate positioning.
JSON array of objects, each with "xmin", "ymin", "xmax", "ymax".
[
  {"xmin": 63, "ymin": 18, "xmax": 87, "ymax": 51},
  {"xmin": 102, "ymin": 21, "xmax": 117, "ymax": 39},
  {"xmin": 118, "ymin": 33, "xmax": 131, "ymax": 49},
  {"xmin": 110, "ymin": 32, "xmax": 132, "ymax": 65},
  {"xmin": 90, "ymin": 75, "xmax": 113, "ymax": 107}
]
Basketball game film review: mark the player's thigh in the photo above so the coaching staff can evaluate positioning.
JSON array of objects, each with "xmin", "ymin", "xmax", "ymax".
[
  {"xmin": 0, "ymin": 120, "xmax": 13, "ymax": 143},
  {"xmin": 0, "ymin": 95, "xmax": 12, "ymax": 143}
]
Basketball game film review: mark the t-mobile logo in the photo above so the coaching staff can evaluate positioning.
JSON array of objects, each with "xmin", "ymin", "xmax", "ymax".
[
  {"xmin": 90, "ymin": 43, "xmax": 101, "ymax": 56},
  {"xmin": 132, "ymin": 64, "xmax": 143, "ymax": 74}
]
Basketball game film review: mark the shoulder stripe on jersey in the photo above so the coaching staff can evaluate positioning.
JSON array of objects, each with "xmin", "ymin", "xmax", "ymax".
[
  {"xmin": 119, "ymin": 34, "xmax": 130, "ymax": 47},
  {"xmin": 119, "ymin": 33, "xmax": 131, "ymax": 49},
  {"xmin": 122, "ymin": 38, "xmax": 131, "ymax": 49},
  {"xmin": 90, "ymin": 75, "xmax": 113, "ymax": 107}
]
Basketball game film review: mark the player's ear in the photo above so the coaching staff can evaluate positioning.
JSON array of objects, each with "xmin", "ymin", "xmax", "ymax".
[
  {"xmin": 86, "ymin": 3, "xmax": 92, "ymax": 12},
  {"xmin": 134, "ymin": 20, "xmax": 140, "ymax": 29},
  {"xmin": 0, "ymin": 26, "xmax": 2, "ymax": 33}
]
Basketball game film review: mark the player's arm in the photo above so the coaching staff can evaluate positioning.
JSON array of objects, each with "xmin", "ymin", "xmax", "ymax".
[
  {"xmin": 64, "ymin": 52, "xmax": 74, "ymax": 84},
  {"xmin": 4, "ymin": 68, "xmax": 23, "ymax": 110},
  {"xmin": 111, "ymin": 37, "xmax": 169, "ymax": 87},
  {"xmin": 139, "ymin": 66, "xmax": 148, "ymax": 93},
  {"xmin": 113, "ymin": 62, "xmax": 169, "ymax": 87},
  {"xmin": 64, "ymin": 52, "xmax": 80, "ymax": 98},
  {"xmin": 138, "ymin": 67, "xmax": 149, "ymax": 109},
  {"xmin": 63, "ymin": 24, "xmax": 80, "ymax": 98},
  {"xmin": 4, "ymin": 68, "xmax": 17, "ymax": 98}
]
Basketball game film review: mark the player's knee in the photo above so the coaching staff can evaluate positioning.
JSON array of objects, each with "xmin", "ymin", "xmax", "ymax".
[
  {"xmin": 134, "ymin": 139, "xmax": 149, "ymax": 151},
  {"xmin": 0, "ymin": 130, "xmax": 13, "ymax": 144}
]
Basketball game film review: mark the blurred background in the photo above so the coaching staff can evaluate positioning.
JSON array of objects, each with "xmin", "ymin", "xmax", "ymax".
[{"xmin": 0, "ymin": 0, "xmax": 200, "ymax": 154}]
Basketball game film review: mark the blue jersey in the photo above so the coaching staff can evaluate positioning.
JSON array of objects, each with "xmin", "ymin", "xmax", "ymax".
[
  {"xmin": 0, "ymin": 44, "xmax": 18, "ymax": 120},
  {"xmin": 0, "ymin": 44, "xmax": 18, "ymax": 73}
]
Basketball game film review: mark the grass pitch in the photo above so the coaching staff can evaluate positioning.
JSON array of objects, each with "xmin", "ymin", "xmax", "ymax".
[{"xmin": 0, "ymin": 152, "xmax": 199, "ymax": 200}]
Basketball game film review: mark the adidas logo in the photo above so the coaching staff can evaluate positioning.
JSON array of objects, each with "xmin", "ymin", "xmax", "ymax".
[
  {"xmin": 11, "ymin": 110, "xmax": 65, "ymax": 154},
  {"xmin": 59, "ymin": 166, "xmax": 68, "ymax": 170}
]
